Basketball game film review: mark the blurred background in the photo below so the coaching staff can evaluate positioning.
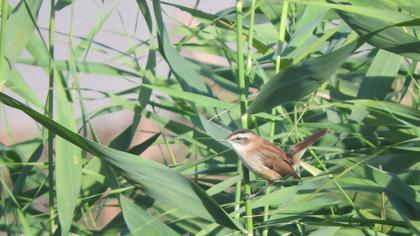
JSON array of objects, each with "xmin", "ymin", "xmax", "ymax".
[{"xmin": 1, "ymin": 0, "xmax": 232, "ymax": 152}]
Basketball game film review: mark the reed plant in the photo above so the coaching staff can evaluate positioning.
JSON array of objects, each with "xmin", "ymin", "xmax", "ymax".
[{"xmin": 0, "ymin": 0, "xmax": 419, "ymax": 235}]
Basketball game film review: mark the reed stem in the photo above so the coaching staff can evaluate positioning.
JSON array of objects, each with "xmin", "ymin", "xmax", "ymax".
[
  {"xmin": 235, "ymin": 1, "xmax": 253, "ymax": 235},
  {"xmin": 263, "ymin": 2, "xmax": 289, "ymax": 236},
  {"xmin": 47, "ymin": 0, "xmax": 56, "ymax": 235},
  {"xmin": 0, "ymin": 0, "xmax": 7, "ymax": 90},
  {"xmin": 245, "ymin": 0, "xmax": 256, "ymax": 76}
]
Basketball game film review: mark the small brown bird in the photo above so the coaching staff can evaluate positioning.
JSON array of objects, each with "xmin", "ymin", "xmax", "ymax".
[{"xmin": 224, "ymin": 129, "xmax": 328, "ymax": 183}]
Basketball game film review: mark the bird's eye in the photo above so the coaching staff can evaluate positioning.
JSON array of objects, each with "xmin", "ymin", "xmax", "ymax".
[{"xmin": 234, "ymin": 137, "xmax": 242, "ymax": 141}]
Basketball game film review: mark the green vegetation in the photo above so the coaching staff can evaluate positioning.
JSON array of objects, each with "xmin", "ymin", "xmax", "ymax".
[{"xmin": 1, "ymin": 0, "xmax": 419, "ymax": 235}]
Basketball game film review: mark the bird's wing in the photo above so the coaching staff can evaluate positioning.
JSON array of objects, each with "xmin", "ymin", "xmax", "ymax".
[{"xmin": 260, "ymin": 144, "xmax": 299, "ymax": 179}]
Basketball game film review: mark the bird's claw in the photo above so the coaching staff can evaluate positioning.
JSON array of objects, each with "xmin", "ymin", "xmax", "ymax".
[{"xmin": 244, "ymin": 193, "xmax": 256, "ymax": 200}]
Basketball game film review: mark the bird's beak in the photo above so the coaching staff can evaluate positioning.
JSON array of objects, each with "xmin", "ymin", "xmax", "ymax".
[{"xmin": 219, "ymin": 139, "xmax": 229, "ymax": 142}]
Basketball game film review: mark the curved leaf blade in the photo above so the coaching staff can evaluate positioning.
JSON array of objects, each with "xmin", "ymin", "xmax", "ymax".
[
  {"xmin": 55, "ymin": 74, "xmax": 82, "ymax": 235},
  {"xmin": 128, "ymin": 132, "xmax": 161, "ymax": 155},
  {"xmin": 143, "ymin": 84, "xmax": 236, "ymax": 109},
  {"xmin": 247, "ymin": 41, "xmax": 360, "ymax": 114},
  {"xmin": 4, "ymin": 0, "xmax": 42, "ymax": 68},
  {"xmin": 152, "ymin": 0, "xmax": 210, "ymax": 95},
  {"xmin": 120, "ymin": 195, "xmax": 180, "ymax": 236},
  {"xmin": 337, "ymin": 11, "xmax": 420, "ymax": 60},
  {"xmin": 2, "ymin": 0, "xmax": 43, "ymax": 106},
  {"xmin": 357, "ymin": 49, "xmax": 402, "ymax": 100},
  {"xmin": 55, "ymin": 0, "xmax": 76, "ymax": 11},
  {"xmin": 0, "ymin": 91, "xmax": 244, "ymax": 232}
]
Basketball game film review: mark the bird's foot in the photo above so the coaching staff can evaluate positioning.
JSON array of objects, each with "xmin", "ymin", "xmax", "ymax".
[
  {"xmin": 244, "ymin": 193, "xmax": 253, "ymax": 200},
  {"xmin": 244, "ymin": 187, "xmax": 267, "ymax": 200}
]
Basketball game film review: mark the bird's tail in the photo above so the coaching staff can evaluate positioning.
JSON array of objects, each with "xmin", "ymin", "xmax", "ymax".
[{"xmin": 287, "ymin": 129, "xmax": 328, "ymax": 167}]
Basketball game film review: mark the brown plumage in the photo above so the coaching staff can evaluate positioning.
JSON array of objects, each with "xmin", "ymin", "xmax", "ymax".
[
  {"xmin": 287, "ymin": 128, "xmax": 329, "ymax": 166},
  {"xmin": 225, "ymin": 129, "xmax": 328, "ymax": 183}
]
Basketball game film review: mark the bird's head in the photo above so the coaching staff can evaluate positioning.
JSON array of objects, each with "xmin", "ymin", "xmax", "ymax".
[{"xmin": 223, "ymin": 129, "xmax": 258, "ymax": 151}]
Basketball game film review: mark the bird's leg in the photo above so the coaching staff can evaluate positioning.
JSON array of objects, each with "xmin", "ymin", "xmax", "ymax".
[{"xmin": 245, "ymin": 181, "xmax": 272, "ymax": 200}]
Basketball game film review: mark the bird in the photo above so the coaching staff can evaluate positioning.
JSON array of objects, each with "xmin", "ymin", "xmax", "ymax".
[{"xmin": 223, "ymin": 129, "xmax": 328, "ymax": 186}]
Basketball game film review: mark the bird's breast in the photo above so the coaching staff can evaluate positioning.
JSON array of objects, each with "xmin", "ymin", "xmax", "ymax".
[
  {"xmin": 234, "ymin": 150, "xmax": 266, "ymax": 174},
  {"xmin": 233, "ymin": 148, "xmax": 282, "ymax": 181}
]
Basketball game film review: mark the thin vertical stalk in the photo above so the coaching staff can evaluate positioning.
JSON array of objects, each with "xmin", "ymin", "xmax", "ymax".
[
  {"xmin": 0, "ymin": 0, "xmax": 7, "ymax": 91},
  {"xmin": 275, "ymin": 0, "xmax": 289, "ymax": 73},
  {"xmin": 236, "ymin": 2, "xmax": 247, "ymax": 116},
  {"xmin": 263, "ymin": 2, "xmax": 289, "ymax": 236},
  {"xmin": 262, "ymin": 183, "xmax": 271, "ymax": 235},
  {"xmin": 379, "ymin": 165, "xmax": 386, "ymax": 232},
  {"xmin": 47, "ymin": 0, "xmax": 56, "ymax": 235},
  {"xmin": 162, "ymin": 132, "xmax": 177, "ymax": 165},
  {"xmin": 245, "ymin": 0, "xmax": 256, "ymax": 76},
  {"xmin": 235, "ymin": 1, "xmax": 253, "ymax": 235},
  {"xmin": 234, "ymin": 164, "xmax": 242, "ymax": 222}
]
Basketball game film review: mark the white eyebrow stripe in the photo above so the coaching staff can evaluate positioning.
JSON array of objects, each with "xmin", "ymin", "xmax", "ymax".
[{"xmin": 231, "ymin": 133, "xmax": 252, "ymax": 139}]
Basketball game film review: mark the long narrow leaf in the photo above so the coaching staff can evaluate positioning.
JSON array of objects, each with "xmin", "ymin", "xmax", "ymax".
[
  {"xmin": 247, "ymin": 40, "xmax": 360, "ymax": 114},
  {"xmin": 55, "ymin": 72, "xmax": 82, "ymax": 234},
  {"xmin": 3, "ymin": 0, "xmax": 43, "ymax": 106},
  {"xmin": 152, "ymin": 0, "xmax": 210, "ymax": 95},
  {"xmin": 357, "ymin": 50, "xmax": 402, "ymax": 100},
  {"xmin": 120, "ymin": 195, "xmax": 180, "ymax": 236},
  {"xmin": 337, "ymin": 11, "xmax": 420, "ymax": 60},
  {"xmin": 0, "ymin": 91, "xmax": 244, "ymax": 232}
]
